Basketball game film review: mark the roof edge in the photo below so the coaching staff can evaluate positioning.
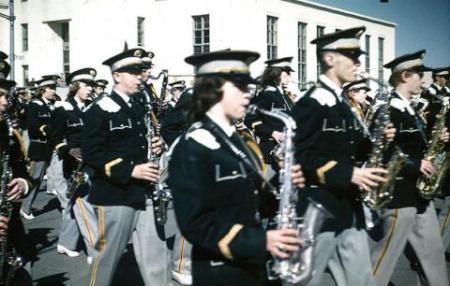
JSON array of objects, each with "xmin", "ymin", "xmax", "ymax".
[{"xmin": 282, "ymin": 0, "xmax": 397, "ymax": 28}]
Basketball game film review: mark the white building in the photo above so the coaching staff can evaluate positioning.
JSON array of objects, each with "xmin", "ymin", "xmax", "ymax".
[{"xmin": 0, "ymin": 0, "xmax": 395, "ymax": 91}]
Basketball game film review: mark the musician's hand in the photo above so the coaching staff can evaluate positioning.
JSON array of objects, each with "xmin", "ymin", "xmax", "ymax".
[
  {"xmin": 68, "ymin": 148, "xmax": 82, "ymax": 161},
  {"xmin": 351, "ymin": 167, "xmax": 387, "ymax": 192},
  {"xmin": 234, "ymin": 120, "xmax": 245, "ymax": 130},
  {"xmin": 266, "ymin": 229, "xmax": 302, "ymax": 259},
  {"xmin": 272, "ymin": 131, "xmax": 285, "ymax": 143},
  {"xmin": 131, "ymin": 163, "xmax": 160, "ymax": 183},
  {"xmin": 0, "ymin": 215, "xmax": 8, "ymax": 238},
  {"xmin": 439, "ymin": 128, "xmax": 449, "ymax": 143},
  {"xmin": 420, "ymin": 159, "xmax": 435, "ymax": 177},
  {"xmin": 292, "ymin": 164, "xmax": 305, "ymax": 188},
  {"xmin": 7, "ymin": 178, "xmax": 27, "ymax": 201},
  {"xmin": 384, "ymin": 123, "xmax": 396, "ymax": 143},
  {"xmin": 11, "ymin": 119, "xmax": 20, "ymax": 128},
  {"xmin": 151, "ymin": 137, "xmax": 163, "ymax": 156}
]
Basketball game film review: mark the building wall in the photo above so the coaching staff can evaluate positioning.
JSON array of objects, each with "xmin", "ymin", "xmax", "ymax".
[{"xmin": 0, "ymin": 0, "xmax": 396, "ymax": 90}]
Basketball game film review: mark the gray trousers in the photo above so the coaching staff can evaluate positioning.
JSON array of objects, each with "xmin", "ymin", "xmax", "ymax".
[
  {"xmin": 21, "ymin": 160, "xmax": 48, "ymax": 213},
  {"xmin": 434, "ymin": 196, "xmax": 450, "ymax": 250},
  {"xmin": 370, "ymin": 202, "xmax": 449, "ymax": 286},
  {"xmin": 47, "ymin": 151, "xmax": 67, "ymax": 195},
  {"xmin": 306, "ymin": 227, "xmax": 375, "ymax": 286},
  {"xmin": 89, "ymin": 199, "xmax": 169, "ymax": 286},
  {"xmin": 73, "ymin": 195, "xmax": 98, "ymax": 258}
]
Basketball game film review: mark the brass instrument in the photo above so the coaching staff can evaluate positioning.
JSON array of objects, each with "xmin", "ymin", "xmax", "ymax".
[
  {"xmin": 248, "ymin": 105, "xmax": 332, "ymax": 285},
  {"xmin": 359, "ymin": 72, "xmax": 407, "ymax": 209},
  {"xmin": 66, "ymin": 161, "xmax": 86, "ymax": 200},
  {"xmin": 144, "ymin": 104, "xmax": 170, "ymax": 225},
  {"xmin": 417, "ymin": 101, "xmax": 449, "ymax": 199},
  {"xmin": 0, "ymin": 116, "xmax": 23, "ymax": 286}
]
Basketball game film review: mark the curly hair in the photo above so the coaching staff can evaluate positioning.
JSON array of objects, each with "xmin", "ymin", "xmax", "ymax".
[
  {"xmin": 260, "ymin": 66, "xmax": 282, "ymax": 87},
  {"xmin": 188, "ymin": 76, "xmax": 226, "ymax": 123}
]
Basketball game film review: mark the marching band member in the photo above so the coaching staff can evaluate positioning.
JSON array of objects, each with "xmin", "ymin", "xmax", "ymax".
[
  {"xmin": 291, "ymin": 26, "xmax": 394, "ymax": 286},
  {"xmin": 369, "ymin": 50, "xmax": 449, "ymax": 286},
  {"xmin": 168, "ymin": 49, "xmax": 304, "ymax": 286},
  {"xmin": 82, "ymin": 48, "xmax": 169, "ymax": 286}
]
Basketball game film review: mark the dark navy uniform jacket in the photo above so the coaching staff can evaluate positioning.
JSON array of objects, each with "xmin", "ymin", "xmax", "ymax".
[
  {"xmin": 386, "ymin": 92, "xmax": 433, "ymax": 209},
  {"xmin": 26, "ymin": 98, "xmax": 55, "ymax": 162},
  {"xmin": 160, "ymin": 88, "xmax": 192, "ymax": 146},
  {"xmin": 168, "ymin": 116, "xmax": 276, "ymax": 285},
  {"xmin": 53, "ymin": 97, "xmax": 89, "ymax": 178},
  {"xmin": 245, "ymin": 85, "xmax": 293, "ymax": 163},
  {"xmin": 291, "ymin": 75, "xmax": 371, "ymax": 230},
  {"xmin": 82, "ymin": 91, "xmax": 150, "ymax": 209}
]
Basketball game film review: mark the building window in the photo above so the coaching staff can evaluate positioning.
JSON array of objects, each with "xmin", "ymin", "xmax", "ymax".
[
  {"xmin": 297, "ymin": 22, "xmax": 307, "ymax": 90},
  {"xmin": 137, "ymin": 17, "xmax": 145, "ymax": 47},
  {"xmin": 192, "ymin": 15, "xmax": 210, "ymax": 55},
  {"xmin": 267, "ymin": 16, "xmax": 278, "ymax": 60},
  {"xmin": 61, "ymin": 22, "xmax": 70, "ymax": 75},
  {"xmin": 365, "ymin": 35, "xmax": 370, "ymax": 74},
  {"xmin": 22, "ymin": 65, "xmax": 29, "ymax": 86},
  {"xmin": 21, "ymin": 24, "xmax": 28, "ymax": 51},
  {"xmin": 378, "ymin": 37, "xmax": 384, "ymax": 81},
  {"xmin": 316, "ymin": 26, "xmax": 325, "ymax": 78}
]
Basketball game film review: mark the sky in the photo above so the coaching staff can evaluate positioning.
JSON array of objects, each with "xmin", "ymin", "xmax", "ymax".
[{"xmin": 311, "ymin": 0, "xmax": 450, "ymax": 67}]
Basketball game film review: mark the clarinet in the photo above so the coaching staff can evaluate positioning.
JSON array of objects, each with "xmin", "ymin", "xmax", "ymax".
[
  {"xmin": 0, "ymin": 116, "xmax": 23, "ymax": 286},
  {"xmin": 144, "ymin": 104, "xmax": 171, "ymax": 225},
  {"xmin": 248, "ymin": 105, "xmax": 332, "ymax": 285}
]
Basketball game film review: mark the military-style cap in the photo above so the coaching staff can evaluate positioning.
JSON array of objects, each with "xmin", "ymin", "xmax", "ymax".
[
  {"xmin": 168, "ymin": 80, "xmax": 186, "ymax": 90},
  {"xmin": 185, "ymin": 49, "xmax": 260, "ymax": 84},
  {"xmin": 142, "ymin": 51, "xmax": 155, "ymax": 69},
  {"xmin": 0, "ymin": 78, "xmax": 16, "ymax": 90},
  {"xmin": 384, "ymin": 50, "xmax": 431, "ymax": 73},
  {"xmin": 432, "ymin": 67, "xmax": 449, "ymax": 76},
  {"xmin": 102, "ymin": 48, "xmax": 146, "ymax": 73},
  {"xmin": 95, "ymin": 79, "xmax": 109, "ymax": 88},
  {"xmin": 0, "ymin": 51, "xmax": 7, "ymax": 60},
  {"xmin": 66, "ymin": 68, "xmax": 97, "ymax": 85},
  {"xmin": 311, "ymin": 26, "xmax": 367, "ymax": 56},
  {"xmin": 265, "ymin": 57, "xmax": 295, "ymax": 72},
  {"xmin": 344, "ymin": 79, "xmax": 371, "ymax": 91},
  {"xmin": 36, "ymin": 74, "xmax": 60, "ymax": 88},
  {"xmin": 16, "ymin": 87, "xmax": 26, "ymax": 93},
  {"xmin": 0, "ymin": 61, "xmax": 11, "ymax": 79}
]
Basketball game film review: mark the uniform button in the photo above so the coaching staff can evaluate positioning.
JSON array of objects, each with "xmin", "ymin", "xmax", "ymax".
[
  {"xmin": 137, "ymin": 122, "xmax": 141, "ymax": 125},
  {"xmin": 349, "ymin": 126, "xmax": 353, "ymax": 130},
  {"xmin": 351, "ymin": 156, "xmax": 355, "ymax": 160},
  {"xmin": 131, "ymin": 161, "xmax": 134, "ymax": 164},
  {"xmin": 254, "ymin": 190, "xmax": 258, "ymax": 195},
  {"xmin": 121, "ymin": 124, "xmax": 124, "ymax": 127},
  {"xmin": 139, "ymin": 133, "xmax": 143, "ymax": 137},
  {"xmin": 232, "ymin": 170, "xmax": 238, "ymax": 175},
  {"xmin": 350, "ymin": 141, "xmax": 354, "ymax": 144},
  {"xmin": 141, "ymin": 146, "xmax": 145, "ymax": 149}
]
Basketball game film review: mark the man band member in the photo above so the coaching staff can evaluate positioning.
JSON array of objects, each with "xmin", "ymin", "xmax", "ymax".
[
  {"xmin": 343, "ymin": 79, "xmax": 372, "ymax": 121},
  {"xmin": 82, "ymin": 48, "xmax": 169, "ymax": 286},
  {"xmin": 291, "ymin": 26, "xmax": 394, "ymax": 286},
  {"xmin": 245, "ymin": 57, "xmax": 295, "ymax": 171},
  {"xmin": 21, "ymin": 75, "xmax": 58, "ymax": 220},
  {"xmin": 168, "ymin": 49, "xmax": 304, "ymax": 286},
  {"xmin": 167, "ymin": 80, "xmax": 186, "ymax": 110},
  {"xmin": 369, "ymin": 51, "xmax": 449, "ymax": 286}
]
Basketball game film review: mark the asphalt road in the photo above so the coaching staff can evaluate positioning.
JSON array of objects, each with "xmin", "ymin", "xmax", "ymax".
[{"xmin": 21, "ymin": 189, "xmax": 450, "ymax": 286}]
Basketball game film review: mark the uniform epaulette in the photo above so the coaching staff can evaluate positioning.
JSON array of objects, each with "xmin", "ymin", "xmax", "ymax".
[
  {"xmin": 54, "ymin": 100, "xmax": 74, "ymax": 111},
  {"xmin": 30, "ymin": 99, "xmax": 43, "ymax": 106},
  {"xmin": 264, "ymin": 86, "xmax": 277, "ymax": 92},
  {"xmin": 310, "ymin": 87, "xmax": 337, "ymax": 107},
  {"xmin": 186, "ymin": 122, "xmax": 220, "ymax": 150},
  {"xmin": 427, "ymin": 86, "xmax": 437, "ymax": 95},
  {"xmin": 97, "ymin": 96, "xmax": 121, "ymax": 113},
  {"xmin": 390, "ymin": 97, "xmax": 407, "ymax": 112}
]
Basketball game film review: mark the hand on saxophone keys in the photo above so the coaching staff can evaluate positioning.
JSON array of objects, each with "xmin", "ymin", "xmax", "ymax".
[
  {"xmin": 384, "ymin": 123, "xmax": 396, "ymax": 143},
  {"xmin": 352, "ymin": 167, "xmax": 387, "ymax": 192},
  {"xmin": 131, "ymin": 162, "xmax": 160, "ymax": 183},
  {"xmin": 0, "ymin": 215, "xmax": 8, "ymax": 239},
  {"xmin": 420, "ymin": 159, "xmax": 436, "ymax": 178},
  {"xmin": 292, "ymin": 164, "xmax": 306, "ymax": 188},
  {"xmin": 150, "ymin": 136, "xmax": 164, "ymax": 156},
  {"xmin": 439, "ymin": 127, "xmax": 449, "ymax": 143},
  {"xmin": 266, "ymin": 229, "xmax": 302, "ymax": 259},
  {"xmin": 7, "ymin": 178, "xmax": 27, "ymax": 202},
  {"xmin": 272, "ymin": 131, "xmax": 286, "ymax": 143}
]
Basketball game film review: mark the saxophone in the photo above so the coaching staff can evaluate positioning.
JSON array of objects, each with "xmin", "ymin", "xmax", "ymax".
[
  {"xmin": 248, "ymin": 105, "xmax": 332, "ymax": 285},
  {"xmin": 359, "ymin": 73, "xmax": 407, "ymax": 209},
  {"xmin": 144, "ymin": 104, "xmax": 170, "ymax": 225},
  {"xmin": 417, "ymin": 101, "xmax": 449, "ymax": 199},
  {"xmin": 66, "ymin": 161, "xmax": 86, "ymax": 200},
  {"xmin": 0, "ymin": 117, "xmax": 23, "ymax": 286}
]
